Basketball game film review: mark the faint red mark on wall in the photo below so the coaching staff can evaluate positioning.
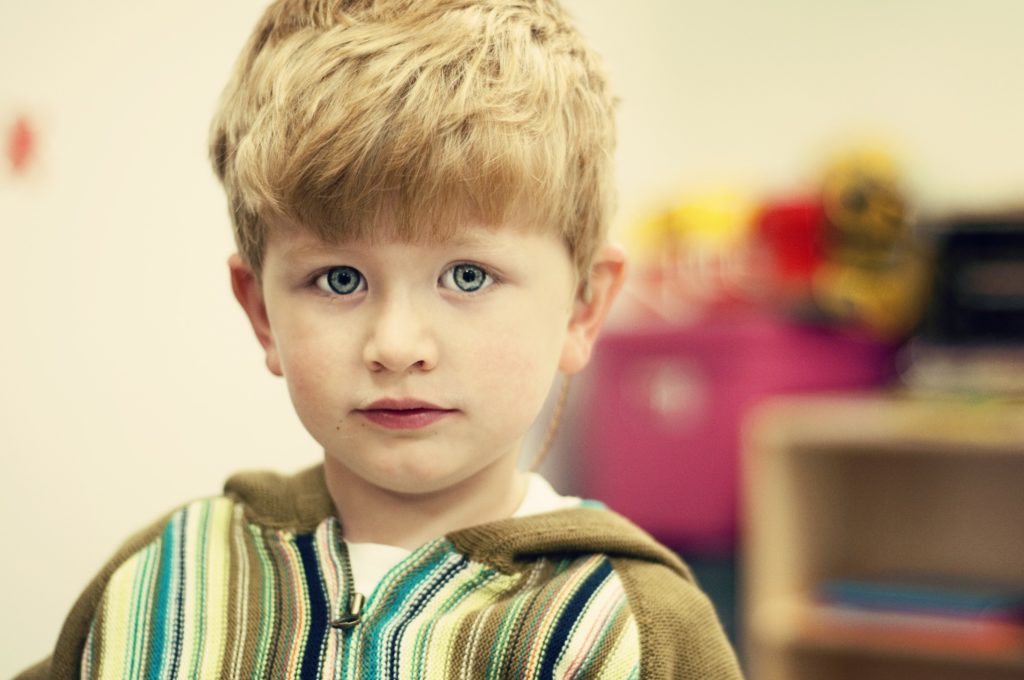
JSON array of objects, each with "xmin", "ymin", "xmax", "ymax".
[{"xmin": 7, "ymin": 115, "xmax": 36, "ymax": 175}]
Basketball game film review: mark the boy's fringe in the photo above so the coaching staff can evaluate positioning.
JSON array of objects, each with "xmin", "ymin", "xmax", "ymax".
[{"xmin": 209, "ymin": 0, "xmax": 617, "ymax": 282}]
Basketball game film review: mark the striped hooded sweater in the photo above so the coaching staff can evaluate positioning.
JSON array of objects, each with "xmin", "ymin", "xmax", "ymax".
[{"xmin": 18, "ymin": 466, "xmax": 743, "ymax": 679}]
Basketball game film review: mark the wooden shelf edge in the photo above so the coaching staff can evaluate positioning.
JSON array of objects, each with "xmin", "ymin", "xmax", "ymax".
[
  {"xmin": 748, "ymin": 600, "xmax": 1024, "ymax": 670},
  {"xmin": 747, "ymin": 394, "xmax": 1024, "ymax": 455}
]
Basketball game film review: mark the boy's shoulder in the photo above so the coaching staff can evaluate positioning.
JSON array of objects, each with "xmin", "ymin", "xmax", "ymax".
[
  {"xmin": 448, "ymin": 501, "xmax": 743, "ymax": 678},
  {"xmin": 222, "ymin": 462, "xmax": 336, "ymax": 531}
]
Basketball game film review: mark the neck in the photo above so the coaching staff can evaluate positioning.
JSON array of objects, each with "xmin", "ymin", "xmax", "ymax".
[{"xmin": 323, "ymin": 454, "xmax": 529, "ymax": 550}]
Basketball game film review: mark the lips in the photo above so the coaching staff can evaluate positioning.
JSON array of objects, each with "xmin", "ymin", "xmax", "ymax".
[{"xmin": 356, "ymin": 399, "xmax": 457, "ymax": 430}]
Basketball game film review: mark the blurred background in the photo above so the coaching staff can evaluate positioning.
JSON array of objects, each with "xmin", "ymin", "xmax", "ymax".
[{"xmin": 3, "ymin": 1, "xmax": 1023, "ymax": 677}]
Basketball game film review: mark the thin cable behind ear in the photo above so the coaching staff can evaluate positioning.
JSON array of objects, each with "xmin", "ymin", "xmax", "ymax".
[{"xmin": 528, "ymin": 374, "xmax": 572, "ymax": 472}]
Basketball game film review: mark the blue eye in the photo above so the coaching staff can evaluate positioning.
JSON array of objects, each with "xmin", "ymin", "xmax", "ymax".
[
  {"xmin": 316, "ymin": 266, "xmax": 365, "ymax": 295},
  {"xmin": 443, "ymin": 264, "xmax": 491, "ymax": 293}
]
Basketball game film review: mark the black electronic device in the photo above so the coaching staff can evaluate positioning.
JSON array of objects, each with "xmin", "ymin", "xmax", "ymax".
[
  {"xmin": 902, "ymin": 212, "xmax": 1024, "ymax": 395},
  {"xmin": 921, "ymin": 214, "xmax": 1024, "ymax": 345}
]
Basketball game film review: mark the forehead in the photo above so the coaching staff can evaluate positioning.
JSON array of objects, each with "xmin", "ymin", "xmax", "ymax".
[{"xmin": 265, "ymin": 215, "xmax": 562, "ymax": 259}]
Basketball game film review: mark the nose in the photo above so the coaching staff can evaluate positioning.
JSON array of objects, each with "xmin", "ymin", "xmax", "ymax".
[{"xmin": 362, "ymin": 293, "xmax": 438, "ymax": 373}]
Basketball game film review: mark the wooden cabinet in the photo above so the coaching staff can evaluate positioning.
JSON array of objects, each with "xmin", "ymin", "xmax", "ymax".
[{"xmin": 742, "ymin": 394, "xmax": 1024, "ymax": 680}]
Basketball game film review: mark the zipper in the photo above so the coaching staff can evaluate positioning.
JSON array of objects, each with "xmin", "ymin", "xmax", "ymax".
[{"xmin": 330, "ymin": 537, "xmax": 365, "ymax": 630}]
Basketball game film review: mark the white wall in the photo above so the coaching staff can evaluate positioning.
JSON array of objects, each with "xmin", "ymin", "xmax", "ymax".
[
  {"xmin": 580, "ymin": 0, "xmax": 1024, "ymax": 220},
  {"xmin": 2, "ymin": 1, "xmax": 1022, "ymax": 673}
]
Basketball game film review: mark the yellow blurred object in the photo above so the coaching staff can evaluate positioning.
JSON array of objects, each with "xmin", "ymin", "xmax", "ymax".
[
  {"xmin": 814, "ymin": 145, "xmax": 929, "ymax": 339},
  {"xmin": 821, "ymin": 145, "xmax": 908, "ymax": 255},
  {"xmin": 630, "ymin": 189, "xmax": 757, "ymax": 259},
  {"xmin": 625, "ymin": 189, "xmax": 763, "ymax": 322},
  {"xmin": 815, "ymin": 254, "xmax": 929, "ymax": 339}
]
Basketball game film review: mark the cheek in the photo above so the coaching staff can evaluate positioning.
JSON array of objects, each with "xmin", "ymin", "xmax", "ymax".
[
  {"xmin": 276, "ymin": 324, "xmax": 350, "ymax": 420},
  {"xmin": 463, "ymin": 313, "xmax": 567, "ymax": 420},
  {"xmin": 276, "ymin": 310, "xmax": 350, "ymax": 373}
]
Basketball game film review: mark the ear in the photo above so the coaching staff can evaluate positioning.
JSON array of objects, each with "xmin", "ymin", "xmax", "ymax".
[
  {"xmin": 559, "ymin": 243, "xmax": 627, "ymax": 374},
  {"xmin": 228, "ymin": 254, "xmax": 282, "ymax": 376}
]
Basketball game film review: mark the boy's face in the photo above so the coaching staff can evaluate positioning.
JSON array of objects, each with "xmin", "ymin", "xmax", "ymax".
[{"xmin": 231, "ymin": 222, "xmax": 621, "ymax": 497}]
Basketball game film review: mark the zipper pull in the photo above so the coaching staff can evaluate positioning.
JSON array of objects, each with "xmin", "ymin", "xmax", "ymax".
[{"xmin": 330, "ymin": 592, "xmax": 365, "ymax": 630}]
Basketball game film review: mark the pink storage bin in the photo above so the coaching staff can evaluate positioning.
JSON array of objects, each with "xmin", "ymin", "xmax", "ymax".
[{"xmin": 575, "ymin": 312, "xmax": 896, "ymax": 554}]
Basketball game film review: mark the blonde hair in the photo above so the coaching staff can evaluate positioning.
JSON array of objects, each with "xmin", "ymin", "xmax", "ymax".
[{"xmin": 209, "ymin": 0, "xmax": 616, "ymax": 280}]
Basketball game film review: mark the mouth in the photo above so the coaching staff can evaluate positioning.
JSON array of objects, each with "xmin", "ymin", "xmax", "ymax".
[{"xmin": 356, "ymin": 399, "xmax": 457, "ymax": 430}]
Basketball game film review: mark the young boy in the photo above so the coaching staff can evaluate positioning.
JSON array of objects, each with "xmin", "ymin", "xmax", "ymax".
[{"xmin": 19, "ymin": 1, "xmax": 742, "ymax": 677}]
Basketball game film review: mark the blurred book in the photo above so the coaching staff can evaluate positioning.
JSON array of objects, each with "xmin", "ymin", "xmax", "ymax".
[
  {"xmin": 807, "ymin": 575, "xmax": 1024, "ymax": 655},
  {"xmin": 820, "ymin": 576, "xmax": 1024, "ymax": 618}
]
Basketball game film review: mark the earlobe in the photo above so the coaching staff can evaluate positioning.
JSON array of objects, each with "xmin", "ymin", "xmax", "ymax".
[
  {"xmin": 228, "ymin": 254, "xmax": 282, "ymax": 376},
  {"xmin": 559, "ymin": 243, "xmax": 627, "ymax": 374}
]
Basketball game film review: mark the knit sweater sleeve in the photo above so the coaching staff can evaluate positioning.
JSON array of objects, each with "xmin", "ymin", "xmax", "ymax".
[
  {"xmin": 611, "ymin": 556, "xmax": 745, "ymax": 679},
  {"xmin": 13, "ymin": 510, "xmax": 178, "ymax": 680}
]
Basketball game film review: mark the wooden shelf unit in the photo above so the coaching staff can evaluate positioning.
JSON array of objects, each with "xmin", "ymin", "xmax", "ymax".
[{"xmin": 742, "ymin": 394, "xmax": 1024, "ymax": 680}]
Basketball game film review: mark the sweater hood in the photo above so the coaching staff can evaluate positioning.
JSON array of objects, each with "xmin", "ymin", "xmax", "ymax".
[{"xmin": 224, "ymin": 464, "xmax": 693, "ymax": 583}]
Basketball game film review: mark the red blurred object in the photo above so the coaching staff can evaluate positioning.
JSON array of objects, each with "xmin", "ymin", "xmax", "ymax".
[
  {"xmin": 756, "ymin": 198, "xmax": 825, "ymax": 286},
  {"xmin": 7, "ymin": 115, "xmax": 35, "ymax": 174}
]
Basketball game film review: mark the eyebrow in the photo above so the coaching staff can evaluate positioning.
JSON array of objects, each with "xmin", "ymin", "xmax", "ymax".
[{"xmin": 278, "ymin": 231, "xmax": 509, "ymax": 261}]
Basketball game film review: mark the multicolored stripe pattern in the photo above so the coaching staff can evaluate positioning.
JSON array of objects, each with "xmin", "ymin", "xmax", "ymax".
[{"xmin": 82, "ymin": 497, "xmax": 640, "ymax": 678}]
